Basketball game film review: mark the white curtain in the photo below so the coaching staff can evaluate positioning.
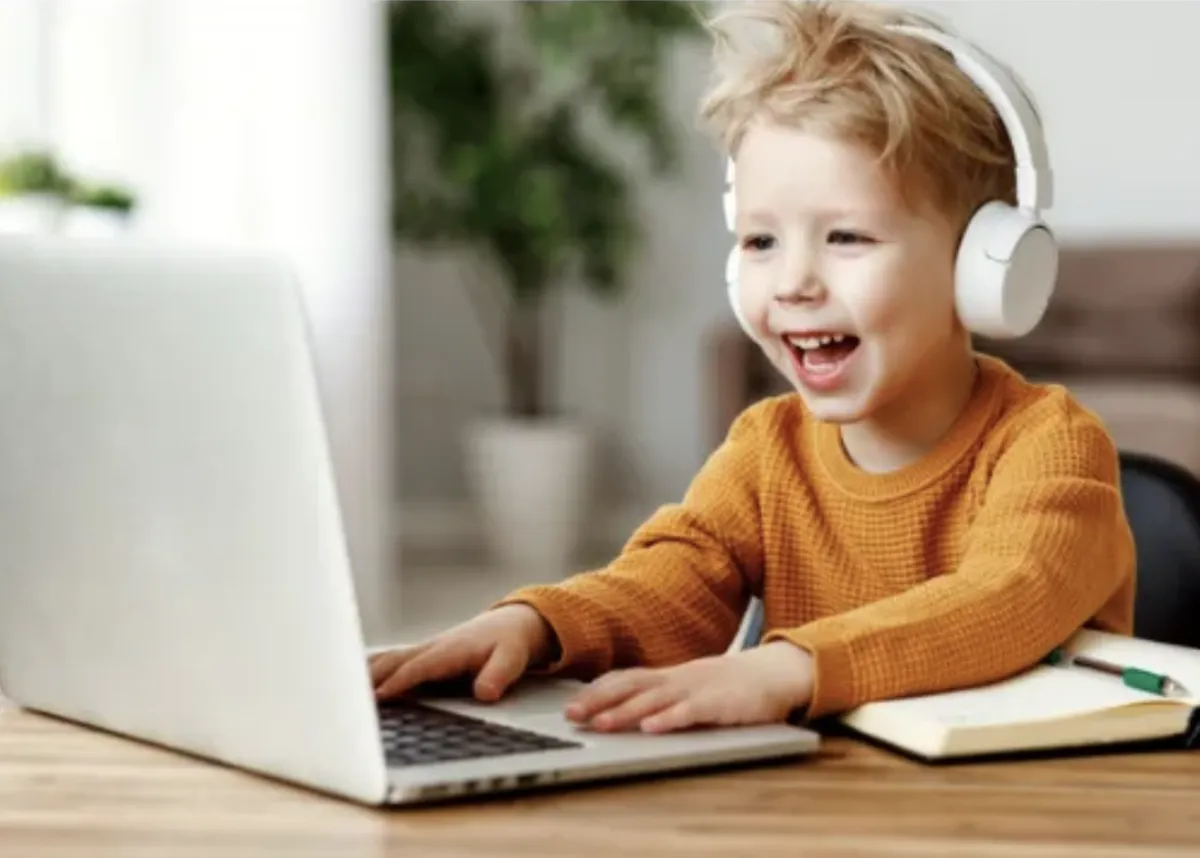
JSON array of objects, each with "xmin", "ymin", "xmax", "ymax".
[{"xmin": 0, "ymin": 0, "xmax": 398, "ymax": 642}]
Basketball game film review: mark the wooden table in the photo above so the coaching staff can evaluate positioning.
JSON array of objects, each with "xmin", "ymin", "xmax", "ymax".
[{"xmin": 4, "ymin": 700, "xmax": 1200, "ymax": 858}]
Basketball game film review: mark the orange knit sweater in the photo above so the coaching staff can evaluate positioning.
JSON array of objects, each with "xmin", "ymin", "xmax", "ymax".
[{"xmin": 498, "ymin": 354, "xmax": 1136, "ymax": 720}]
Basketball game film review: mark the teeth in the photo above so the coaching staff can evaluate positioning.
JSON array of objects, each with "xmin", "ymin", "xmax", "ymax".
[{"xmin": 787, "ymin": 333, "xmax": 847, "ymax": 350}]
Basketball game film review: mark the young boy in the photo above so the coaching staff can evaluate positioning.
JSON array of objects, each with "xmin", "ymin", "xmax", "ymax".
[{"xmin": 371, "ymin": 0, "xmax": 1136, "ymax": 733}]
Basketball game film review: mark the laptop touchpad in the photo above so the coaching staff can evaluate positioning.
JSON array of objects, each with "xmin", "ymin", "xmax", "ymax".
[{"xmin": 420, "ymin": 678, "xmax": 585, "ymax": 717}]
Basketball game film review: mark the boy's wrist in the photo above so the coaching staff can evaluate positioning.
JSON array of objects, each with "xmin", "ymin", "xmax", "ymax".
[
  {"xmin": 531, "ymin": 622, "xmax": 562, "ymax": 669},
  {"xmin": 754, "ymin": 640, "xmax": 816, "ymax": 712},
  {"xmin": 506, "ymin": 603, "xmax": 560, "ymax": 667}
]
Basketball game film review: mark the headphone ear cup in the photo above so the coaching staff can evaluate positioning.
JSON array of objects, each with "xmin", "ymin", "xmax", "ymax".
[
  {"xmin": 726, "ymin": 245, "xmax": 755, "ymax": 339},
  {"xmin": 955, "ymin": 200, "xmax": 1058, "ymax": 339},
  {"xmin": 723, "ymin": 158, "xmax": 757, "ymax": 341}
]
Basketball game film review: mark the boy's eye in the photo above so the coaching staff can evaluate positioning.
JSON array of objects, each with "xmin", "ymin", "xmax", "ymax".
[
  {"xmin": 828, "ymin": 230, "xmax": 872, "ymax": 245},
  {"xmin": 742, "ymin": 235, "xmax": 775, "ymax": 252}
]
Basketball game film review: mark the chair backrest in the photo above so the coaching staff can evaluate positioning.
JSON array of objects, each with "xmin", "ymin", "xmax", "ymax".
[
  {"xmin": 733, "ymin": 450, "xmax": 1200, "ymax": 653},
  {"xmin": 1119, "ymin": 450, "xmax": 1200, "ymax": 648}
]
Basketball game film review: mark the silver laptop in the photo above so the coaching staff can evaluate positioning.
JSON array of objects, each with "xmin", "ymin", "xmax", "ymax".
[{"xmin": 0, "ymin": 236, "xmax": 819, "ymax": 805}]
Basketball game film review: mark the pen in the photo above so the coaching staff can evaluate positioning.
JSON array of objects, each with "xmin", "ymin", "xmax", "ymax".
[{"xmin": 1045, "ymin": 647, "xmax": 1191, "ymax": 698}]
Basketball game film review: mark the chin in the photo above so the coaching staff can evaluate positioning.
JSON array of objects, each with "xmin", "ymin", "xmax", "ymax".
[
  {"xmin": 790, "ymin": 380, "xmax": 888, "ymax": 424},
  {"xmin": 794, "ymin": 391, "xmax": 872, "ymax": 424}
]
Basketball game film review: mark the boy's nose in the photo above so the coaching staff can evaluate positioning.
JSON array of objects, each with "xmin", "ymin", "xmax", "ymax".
[{"xmin": 773, "ymin": 272, "xmax": 824, "ymax": 304}]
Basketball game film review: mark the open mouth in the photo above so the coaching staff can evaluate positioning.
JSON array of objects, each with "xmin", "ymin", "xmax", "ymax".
[{"xmin": 785, "ymin": 332, "xmax": 861, "ymax": 377}]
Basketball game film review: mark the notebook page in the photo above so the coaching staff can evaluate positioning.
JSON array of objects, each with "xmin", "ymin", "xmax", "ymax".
[
  {"xmin": 1072, "ymin": 630, "xmax": 1200, "ymax": 702},
  {"xmin": 849, "ymin": 665, "xmax": 1165, "ymax": 728}
]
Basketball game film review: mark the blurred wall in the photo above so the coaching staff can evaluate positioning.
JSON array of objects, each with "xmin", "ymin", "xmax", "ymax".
[
  {"xmin": 0, "ymin": 0, "xmax": 397, "ymax": 635},
  {"xmin": 926, "ymin": 0, "xmax": 1200, "ymax": 240}
]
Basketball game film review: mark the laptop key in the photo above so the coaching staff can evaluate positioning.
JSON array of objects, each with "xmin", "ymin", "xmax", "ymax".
[{"xmin": 378, "ymin": 701, "xmax": 582, "ymax": 767}]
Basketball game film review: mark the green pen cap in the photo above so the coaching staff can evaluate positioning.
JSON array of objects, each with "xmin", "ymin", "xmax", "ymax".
[{"xmin": 1123, "ymin": 667, "xmax": 1165, "ymax": 695}]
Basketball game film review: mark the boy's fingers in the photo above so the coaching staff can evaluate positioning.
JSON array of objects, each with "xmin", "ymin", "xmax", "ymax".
[
  {"xmin": 566, "ymin": 669, "xmax": 659, "ymax": 723},
  {"xmin": 368, "ymin": 645, "xmax": 424, "ymax": 686},
  {"xmin": 590, "ymin": 685, "xmax": 683, "ymax": 733},
  {"xmin": 373, "ymin": 642, "xmax": 475, "ymax": 701},
  {"xmin": 473, "ymin": 643, "xmax": 527, "ymax": 702},
  {"xmin": 639, "ymin": 698, "xmax": 698, "ymax": 734}
]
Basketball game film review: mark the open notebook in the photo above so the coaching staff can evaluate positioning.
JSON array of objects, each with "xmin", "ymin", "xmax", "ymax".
[{"xmin": 837, "ymin": 630, "xmax": 1200, "ymax": 761}]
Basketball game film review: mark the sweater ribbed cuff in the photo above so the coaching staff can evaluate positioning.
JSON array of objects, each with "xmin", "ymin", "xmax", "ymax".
[
  {"xmin": 491, "ymin": 585, "xmax": 614, "ymax": 678},
  {"xmin": 762, "ymin": 626, "xmax": 856, "ymax": 720}
]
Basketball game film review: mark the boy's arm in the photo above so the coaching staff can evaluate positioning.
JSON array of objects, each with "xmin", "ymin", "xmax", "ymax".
[
  {"xmin": 493, "ymin": 403, "xmax": 774, "ymax": 679},
  {"xmin": 765, "ymin": 412, "xmax": 1136, "ymax": 720}
]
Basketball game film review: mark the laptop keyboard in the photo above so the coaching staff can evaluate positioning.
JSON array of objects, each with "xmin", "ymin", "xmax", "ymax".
[{"xmin": 378, "ymin": 701, "xmax": 583, "ymax": 767}]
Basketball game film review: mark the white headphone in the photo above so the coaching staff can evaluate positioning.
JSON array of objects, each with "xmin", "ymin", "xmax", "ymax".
[{"xmin": 724, "ymin": 24, "xmax": 1057, "ymax": 342}]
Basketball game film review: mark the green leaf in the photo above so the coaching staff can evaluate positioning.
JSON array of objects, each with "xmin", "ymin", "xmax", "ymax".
[
  {"xmin": 0, "ymin": 150, "xmax": 70, "ymax": 196},
  {"xmin": 67, "ymin": 182, "xmax": 136, "ymax": 212}
]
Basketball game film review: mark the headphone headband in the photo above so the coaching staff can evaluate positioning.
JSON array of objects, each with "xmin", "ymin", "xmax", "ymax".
[{"xmin": 888, "ymin": 24, "xmax": 1052, "ymax": 212}]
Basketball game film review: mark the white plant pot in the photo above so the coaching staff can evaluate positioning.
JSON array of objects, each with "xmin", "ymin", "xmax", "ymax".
[
  {"xmin": 60, "ymin": 206, "xmax": 130, "ymax": 239},
  {"xmin": 464, "ymin": 418, "xmax": 592, "ymax": 577},
  {"xmin": 0, "ymin": 193, "xmax": 64, "ymax": 236}
]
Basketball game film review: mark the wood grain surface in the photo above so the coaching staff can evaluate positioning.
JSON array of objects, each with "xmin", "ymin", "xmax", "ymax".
[{"xmin": 3, "ymin": 699, "xmax": 1200, "ymax": 858}]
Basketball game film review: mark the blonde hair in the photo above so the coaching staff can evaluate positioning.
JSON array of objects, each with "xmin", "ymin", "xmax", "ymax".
[{"xmin": 699, "ymin": 0, "xmax": 1018, "ymax": 232}]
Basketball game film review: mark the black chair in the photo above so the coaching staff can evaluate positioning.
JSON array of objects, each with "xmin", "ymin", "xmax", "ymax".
[
  {"xmin": 1120, "ymin": 450, "xmax": 1200, "ymax": 648},
  {"xmin": 734, "ymin": 449, "xmax": 1200, "ymax": 652}
]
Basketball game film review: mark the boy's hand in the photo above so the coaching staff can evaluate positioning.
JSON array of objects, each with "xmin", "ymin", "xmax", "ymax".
[
  {"xmin": 369, "ymin": 604, "xmax": 555, "ymax": 703},
  {"xmin": 564, "ymin": 641, "xmax": 814, "ymax": 734}
]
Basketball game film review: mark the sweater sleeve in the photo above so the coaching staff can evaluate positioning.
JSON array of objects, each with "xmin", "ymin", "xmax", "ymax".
[
  {"xmin": 765, "ymin": 410, "xmax": 1136, "ymax": 719},
  {"xmin": 492, "ymin": 402, "xmax": 773, "ymax": 679}
]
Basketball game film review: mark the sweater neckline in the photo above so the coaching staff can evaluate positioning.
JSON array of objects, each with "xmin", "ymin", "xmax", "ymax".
[{"xmin": 813, "ymin": 353, "xmax": 1006, "ymax": 500}]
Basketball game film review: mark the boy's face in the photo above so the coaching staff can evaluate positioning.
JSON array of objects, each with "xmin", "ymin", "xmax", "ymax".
[{"xmin": 732, "ymin": 121, "xmax": 966, "ymax": 425}]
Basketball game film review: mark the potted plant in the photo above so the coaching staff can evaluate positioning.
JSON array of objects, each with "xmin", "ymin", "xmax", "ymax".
[
  {"xmin": 0, "ymin": 149, "xmax": 70, "ymax": 235},
  {"xmin": 62, "ymin": 181, "xmax": 137, "ymax": 238},
  {"xmin": 388, "ymin": 1, "xmax": 701, "ymax": 573}
]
